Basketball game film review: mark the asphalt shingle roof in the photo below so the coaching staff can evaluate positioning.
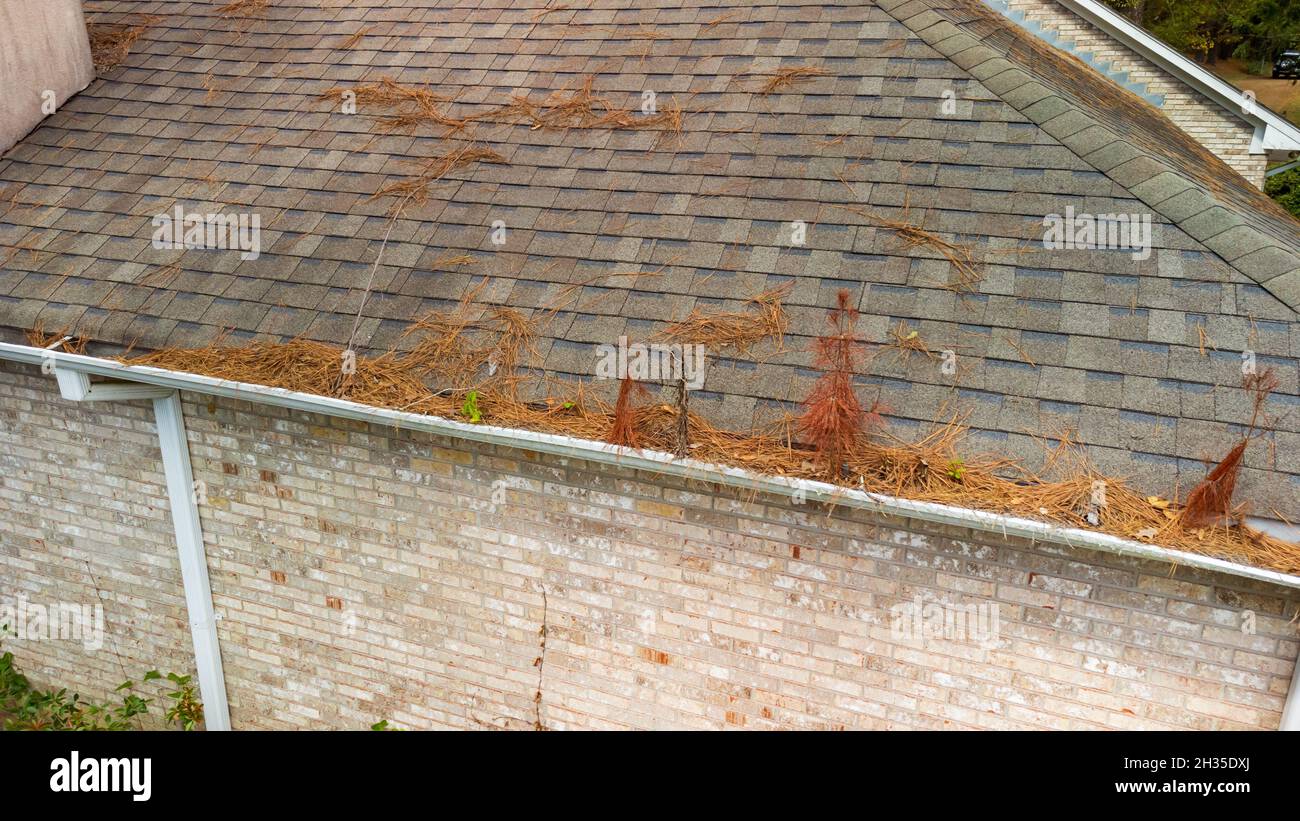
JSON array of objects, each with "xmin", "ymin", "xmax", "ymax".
[{"xmin": 2, "ymin": 0, "xmax": 1300, "ymax": 516}]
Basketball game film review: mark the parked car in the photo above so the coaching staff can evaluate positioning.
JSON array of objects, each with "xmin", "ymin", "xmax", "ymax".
[{"xmin": 1275, "ymin": 50, "xmax": 1300, "ymax": 78}]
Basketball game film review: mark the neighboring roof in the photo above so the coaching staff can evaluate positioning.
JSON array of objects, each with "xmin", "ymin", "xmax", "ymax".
[
  {"xmin": 902, "ymin": 1, "xmax": 1300, "ymax": 310},
  {"xmin": 2, "ymin": 0, "xmax": 1300, "ymax": 518},
  {"xmin": 1041, "ymin": 0, "xmax": 1300, "ymax": 156}
]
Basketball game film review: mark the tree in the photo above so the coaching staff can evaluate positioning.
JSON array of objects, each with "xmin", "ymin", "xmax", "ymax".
[
  {"xmin": 1230, "ymin": 0, "xmax": 1300, "ymax": 72},
  {"xmin": 797, "ymin": 290, "xmax": 886, "ymax": 474},
  {"xmin": 1101, "ymin": 0, "xmax": 1300, "ymax": 68},
  {"xmin": 1102, "ymin": 0, "xmax": 1151, "ymax": 26},
  {"xmin": 1102, "ymin": 0, "xmax": 1243, "ymax": 62},
  {"xmin": 1265, "ymin": 166, "xmax": 1300, "ymax": 218}
]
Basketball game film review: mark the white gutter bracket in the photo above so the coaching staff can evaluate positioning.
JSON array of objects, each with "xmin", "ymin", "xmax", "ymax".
[{"xmin": 55, "ymin": 366, "xmax": 172, "ymax": 402}]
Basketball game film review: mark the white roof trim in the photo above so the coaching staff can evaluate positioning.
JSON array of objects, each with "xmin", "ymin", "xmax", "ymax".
[{"xmin": 1056, "ymin": 0, "xmax": 1300, "ymax": 154}]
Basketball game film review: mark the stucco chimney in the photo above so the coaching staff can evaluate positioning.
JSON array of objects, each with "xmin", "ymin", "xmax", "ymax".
[{"xmin": 0, "ymin": 0, "xmax": 95, "ymax": 154}]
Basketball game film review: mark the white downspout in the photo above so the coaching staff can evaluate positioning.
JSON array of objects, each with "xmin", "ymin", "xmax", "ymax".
[
  {"xmin": 152, "ymin": 392, "xmax": 232, "ymax": 731},
  {"xmin": 1283, "ymin": 655, "xmax": 1300, "ymax": 731},
  {"xmin": 48, "ymin": 362, "xmax": 232, "ymax": 730}
]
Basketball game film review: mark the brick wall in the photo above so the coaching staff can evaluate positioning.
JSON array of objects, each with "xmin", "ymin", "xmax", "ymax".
[
  {"xmin": 0, "ymin": 361, "xmax": 192, "ymax": 727},
  {"xmin": 1002, "ymin": 0, "xmax": 1267, "ymax": 187},
  {"xmin": 2, "ymin": 359, "xmax": 1297, "ymax": 729}
]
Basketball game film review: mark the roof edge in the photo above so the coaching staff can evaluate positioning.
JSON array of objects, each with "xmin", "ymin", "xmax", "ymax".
[
  {"xmin": 2, "ymin": 340, "xmax": 1299, "ymax": 590},
  {"xmin": 880, "ymin": 0, "xmax": 1300, "ymax": 314}
]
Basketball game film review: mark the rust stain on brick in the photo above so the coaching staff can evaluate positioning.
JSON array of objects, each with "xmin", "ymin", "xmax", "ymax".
[
  {"xmin": 725, "ymin": 710, "xmax": 745, "ymax": 725},
  {"xmin": 259, "ymin": 469, "xmax": 277, "ymax": 483},
  {"xmin": 637, "ymin": 647, "xmax": 671, "ymax": 665},
  {"xmin": 270, "ymin": 570, "xmax": 285, "ymax": 584},
  {"xmin": 222, "ymin": 462, "xmax": 238, "ymax": 475},
  {"xmin": 325, "ymin": 596, "xmax": 343, "ymax": 610}
]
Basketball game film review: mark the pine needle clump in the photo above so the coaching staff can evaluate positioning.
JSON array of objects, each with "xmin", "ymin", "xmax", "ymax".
[{"xmin": 797, "ymin": 289, "xmax": 887, "ymax": 474}]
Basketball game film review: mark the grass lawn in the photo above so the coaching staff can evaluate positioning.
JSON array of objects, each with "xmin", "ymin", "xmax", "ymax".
[{"xmin": 1209, "ymin": 58, "xmax": 1300, "ymax": 126}]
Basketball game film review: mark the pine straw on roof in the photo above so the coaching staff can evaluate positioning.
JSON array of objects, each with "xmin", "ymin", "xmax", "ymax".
[
  {"xmin": 1182, "ymin": 369, "xmax": 1280, "ymax": 528},
  {"xmin": 138, "ymin": 262, "xmax": 183, "ymax": 289},
  {"xmin": 26, "ymin": 324, "xmax": 87, "ymax": 354},
  {"xmin": 128, "ymin": 337, "xmax": 440, "ymax": 413},
  {"xmin": 320, "ymin": 77, "xmax": 470, "ymax": 136},
  {"xmin": 369, "ymin": 144, "xmax": 507, "ymax": 214},
  {"xmin": 532, "ymin": 5, "xmax": 572, "ymax": 22},
  {"xmin": 886, "ymin": 321, "xmax": 935, "ymax": 363},
  {"xmin": 111, "ymin": 325, "xmax": 1300, "ymax": 576},
  {"xmin": 87, "ymin": 15, "xmax": 161, "ymax": 71},
  {"xmin": 217, "ymin": 0, "xmax": 270, "ymax": 17},
  {"xmin": 322, "ymin": 74, "xmax": 686, "ymax": 157},
  {"xmin": 429, "ymin": 253, "xmax": 477, "ymax": 269},
  {"xmin": 400, "ymin": 283, "xmax": 541, "ymax": 397},
  {"xmin": 340, "ymin": 27, "xmax": 372, "ymax": 49},
  {"xmin": 703, "ymin": 13, "xmax": 741, "ymax": 29},
  {"xmin": 836, "ymin": 200, "xmax": 984, "ymax": 294},
  {"xmin": 754, "ymin": 66, "xmax": 832, "ymax": 96},
  {"xmin": 654, "ymin": 282, "xmax": 791, "ymax": 355},
  {"xmin": 469, "ymin": 75, "xmax": 686, "ymax": 147},
  {"xmin": 318, "ymin": 74, "xmax": 682, "ymax": 213}
]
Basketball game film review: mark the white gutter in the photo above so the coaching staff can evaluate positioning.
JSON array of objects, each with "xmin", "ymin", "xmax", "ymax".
[
  {"xmin": 4, "ymin": 340, "xmax": 1300, "ymax": 592},
  {"xmin": 26, "ymin": 349, "xmax": 233, "ymax": 731},
  {"xmin": 1056, "ymin": 0, "xmax": 1300, "ymax": 155}
]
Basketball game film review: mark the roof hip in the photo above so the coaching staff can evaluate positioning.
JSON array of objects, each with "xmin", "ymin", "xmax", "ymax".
[{"xmin": 878, "ymin": 0, "xmax": 1300, "ymax": 314}]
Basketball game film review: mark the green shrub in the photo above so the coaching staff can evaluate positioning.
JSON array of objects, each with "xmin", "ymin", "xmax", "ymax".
[
  {"xmin": 1266, "ymin": 166, "xmax": 1300, "ymax": 219},
  {"xmin": 0, "ymin": 626, "xmax": 202, "ymax": 731}
]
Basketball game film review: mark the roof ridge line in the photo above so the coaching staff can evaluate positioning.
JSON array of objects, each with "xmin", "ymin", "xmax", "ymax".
[{"xmin": 877, "ymin": 0, "xmax": 1300, "ymax": 315}]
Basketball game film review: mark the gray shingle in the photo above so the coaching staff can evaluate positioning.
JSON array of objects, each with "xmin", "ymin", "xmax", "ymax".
[{"xmin": 0, "ymin": 0, "xmax": 1295, "ymax": 516}]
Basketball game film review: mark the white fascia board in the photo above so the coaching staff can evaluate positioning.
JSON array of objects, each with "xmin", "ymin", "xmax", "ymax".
[
  {"xmin": 1261, "ymin": 126, "xmax": 1300, "ymax": 153},
  {"xmin": 3, "ymin": 340, "xmax": 1300, "ymax": 591},
  {"xmin": 1057, "ymin": 0, "xmax": 1300, "ymax": 153}
]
